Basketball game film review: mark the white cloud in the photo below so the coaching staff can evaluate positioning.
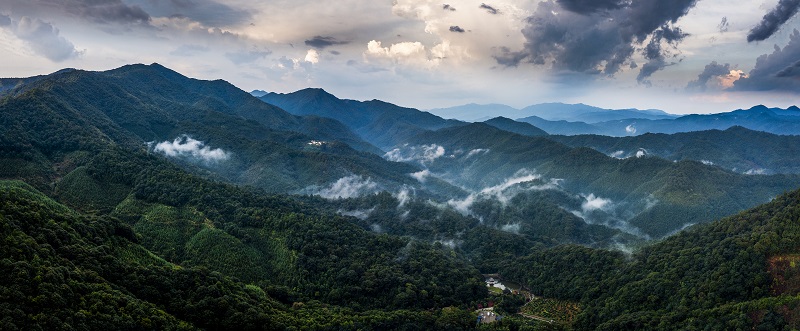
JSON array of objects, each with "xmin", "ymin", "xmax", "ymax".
[
  {"xmin": 500, "ymin": 223, "xmax": 521, "ymax": 234},
  {"xmin": 625, "ymin": 124, "xmax": 637, "ymax": 134},
  {"xmin": 384, "ymin": 144, "xmax": 446, "ymax": 164},
  {"xmin": 309, "ymin": 175, "xmax": 379, "ymax": 199},
  {"xmin": 465, "ymin": 148, "xmax": 490, "ymax": 158},
  {"xmin": 447, "ymin": 194, "xmax": 476, "ymax": 216},
  {"xmin": 581, "ymin": 193, "xmax": 613, "ymax": 212},
  {"xmin": 2, "ymin": 15, "xmax": 81, "ymax": 62},
  {"xmin": 701, "ymin": 160, "xmax": 714, "ymax": 165},
  {"xmin": 744, "ymin": 168, "xmax": 767, "ymax": 175},
  {"xmin": 304, "ymin": 49, "xmax": 319, "ymax": 64},
  {"xmin": 152, "ymin": 135, "xmax": 230, "ymax": 162},
  {"xmin": 395, "ymin": 186, "xmax": 413, "ymax": 208},
  {"xmin": 610, "ymin": 150, "xmax": 625, "ymax": 159},
  {"xmin": 410, "ymin": 169, "xmax": 431, "ymax": 182},
  {"xmin": 448, "ymin": 169, "xmax": 561, "ymax": 215}
]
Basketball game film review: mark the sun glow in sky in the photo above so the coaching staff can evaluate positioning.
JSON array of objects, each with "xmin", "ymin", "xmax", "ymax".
[{"xmin": 0, "ymin": 0, "xmax": 798, "ymax": 114}]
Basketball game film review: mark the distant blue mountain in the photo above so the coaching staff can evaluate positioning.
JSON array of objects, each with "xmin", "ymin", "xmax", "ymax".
[
  {"xmin": 429, "ymin": 102, "xmax": 676, "ymax": 123},
  {"xmin": 259, "ymin": 88, "xmax": 464, "ymax": 150},
  {"xmin": 518, "ymin": 105, "xmax": 800, "ymax": 136},
  {"xmin": 428, "ymin": 103, "xmax": 521, "ymax": 121}
]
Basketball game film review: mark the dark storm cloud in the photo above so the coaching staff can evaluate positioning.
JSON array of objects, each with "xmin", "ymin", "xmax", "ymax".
[
  {"xmin": 556, "ymin": 0, "xmax": 628, "ymax": 14},
  {"xmin": 775, "ymin": 60, "xmax": 800, "ymax": 77},
  {"xmin": 734, "ymin": 29, "xmax": 800, "ymax": 91},
  {"xmin": 495, "ymin": 0, "xmax": 698, "ymax": 83},
  {"xmin": 637, "ymin": 25, "xmax": 687, "ymax": 83},
  {"xmin": 0, "ymin": 0, "xmax": 150, "ymax": 24},
  {"xmin": 686, "ymin": 61, "xmax": 731, "ymax": 91},
  {"xmin": 747, "ymin": 0, "xmax": 800, "ymax": 42},
  {"xmin": 449, "ymin": 26, "xmax": 465, "ymax": 33},
  {"xmin": 492, "ymin": 47, "xmax": 527, "ymax": 67},
  {"xmin": 126, "ymin": 0, "xmax": 251, "ymax": 27},
  {"xmin": 480, "ymin": 3, "xmax": 499, "ymax": 14},
  {"xmin": 443, "ymin": 4, "xmax": 456, "ymax": 11},
  {"xmin": 304, "ymin": 36, "xmax": 349, "ymax": 49}
]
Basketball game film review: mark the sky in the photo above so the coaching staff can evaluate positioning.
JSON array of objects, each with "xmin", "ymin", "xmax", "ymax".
[{"xmin": 0, "ymin": 0, "xmax": 798, "ymax": 115}]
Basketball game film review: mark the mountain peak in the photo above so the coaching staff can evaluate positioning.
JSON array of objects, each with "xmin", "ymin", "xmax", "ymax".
[{"xmin": 484, "ymin": 116, "xmax": 548, "ymax": 136}]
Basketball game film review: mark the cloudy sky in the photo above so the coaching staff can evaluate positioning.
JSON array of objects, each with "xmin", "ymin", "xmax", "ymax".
[{"xmin": 0, "ymin": 0, "xmax": 798, "ymax": 114}]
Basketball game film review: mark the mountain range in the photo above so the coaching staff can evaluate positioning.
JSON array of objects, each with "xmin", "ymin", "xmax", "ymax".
[
  {"xmin": 4, "ymin": 63, "xmax": 800, "ymax": 329},
  {"xmin": 428, "ymin": 102, "xmax": 676, "ymax": 123},
  {"xmin": 516, "ymin": 105, "xmax": 800, "ymax": 136}
]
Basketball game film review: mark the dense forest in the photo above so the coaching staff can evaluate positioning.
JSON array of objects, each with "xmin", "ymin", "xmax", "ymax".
[{"xmin": 3, "ymin": 64, "xmax": 800, "ymax": 330}]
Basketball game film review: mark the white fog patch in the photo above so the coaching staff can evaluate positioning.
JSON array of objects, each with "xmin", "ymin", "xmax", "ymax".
[
  {"xmin": 625, "ymin": 124, "xmax": 637, "ymax": 134},
  {"xmin": 370, "ymin": 224, "xmax": 384, "ymax": 233},
  {"xmin": 395, "ymin": 186, "xmax": 414, "ymax": 208},
  {"xmin": 410, "ymin": 169, "xmax": 431, "ymax": 182},
  {"xmin": 745, "ymin": 168, "xmax": 767, "ymax": 175},
  {"xmin": 435, "ymin": 239, "xmax": 458, "ymax": 249},
  {"xmin": 384, "ymin": 144, "xmax": 445, "ymax": 164},
  {"xmin": 338, "ymin": 208, "xmax": 375, "ymax": 220},
  {"xmin": 448, "ymin": 169, "xmax": 562, "ymax": 216},
  {"xmin": 306, "ymin": 175, "xmax": 379, "ymax": 199},
  {"xmin": 581, "ymin": 193, "xmax": 613, "ymax": 212},
  {"xmin": 635, "ymin": 148, "xmax": 648, "ymax": 158},
  {"xmin": 448, "ymin": 194, "xmax": 476, "ymax": 216},
  {"xmin": 500, "ymin": 223, "xmax": 521, "ymax": 234},
  {"xmin": 701, "ymin": 160, "xmax": 714, "ymax": 165},
  {"xmin": 570, "ymin": 193, "xmax": 650, "ymax": 239},
  {"xmin": 610, "ymin": 150, "xmax": 625, "ymax": 159},
  {"xmin": 643, "ymin": 195, "xmax": 659, "ymax": 210},
  {"xmin": 466, "ymin": 148, "xmax": 490, "ymax": 158},
  {"xmin": 152, "ymin": 135, "xmax": 230, "ymax": 163}
]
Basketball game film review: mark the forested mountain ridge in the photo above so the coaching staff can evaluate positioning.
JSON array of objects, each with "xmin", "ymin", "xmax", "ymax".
[
  {"xmin": 499, "ymin": 184, "xmax": 800, "ymax": 330},
  {"xmin": 518, "ymin": 105, "xmax": 800, "ymax": 136},
  {"xmin": 259, "ymin": 88, "xmax": 464, "ymax": 150},
  {"xmin": 0, "ymin": 63, "xmax": 441, "ymax": 194},
  {"xmin": 392, "ymin": 123, "xmax": 800, "ymax": 237},
  {"xmin": 5, "ymin": 63, "xmax": 800, "ymax": 330},
  {"xmin": 427, "ymin": 102, "xmax": 675, "ymax": 123},
  {"xmin": 0, "ymin": 178, "xmax": 485, "ymax": 330},
  {"xmin": 551, "ymin": 126, "xmax": 800, "ymax": 175}
]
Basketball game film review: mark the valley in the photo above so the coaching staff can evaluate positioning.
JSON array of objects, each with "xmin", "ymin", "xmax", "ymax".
[{"xmin": 3, "ymin": 64, "xmax": 800, "ymax": 330}]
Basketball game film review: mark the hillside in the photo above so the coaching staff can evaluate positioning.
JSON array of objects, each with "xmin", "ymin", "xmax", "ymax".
[
  {"xmin": 501, "ymin": 185, "xmax": 800, "ymax": 330},
  {"xmin": 392, "ymin": 123, "xmax": 800, "ymax": 237},
  {"xmin": 428, "ymin": 102, "xmax": 675, "ymax": 123},
  {"xmin": 5, "ymin": 63, "xmax": 800, "ymax": 330},
  {"xmin": 519, "ymin": 105, "xmax": 800, "ymax": 136},
  {"xmin": 483, "ymin": 117, "xmax": 548, "ymax": 137},
  {"xmin": 0, "ymin": 179, "xmax": 485, "ymax": 329},
  {"xmin": 552, "ymin": 126, "xmax": 800, "ymax": 174},
  {"xmin": 0, "ymin": 64, "xmax": 433, "ymax": 194},
  {"xmin": 259, "ymin": 88, "xmax": 464, "ymax": 150}
]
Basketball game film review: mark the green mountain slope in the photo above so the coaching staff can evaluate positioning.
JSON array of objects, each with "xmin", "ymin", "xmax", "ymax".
[
  {"xmin": 0, "ymin": 64, "xmax": 427, "ymax": 194},
  {"xmin": 259, "ymin": 88, "xmax": 464, "ymax": 150},
  {"xmin": 0, "ymin": 179, "xmax": 487, "ymax": 329},
  {"xmin": 500, "ymin": 186, "xmax": 800, "ymax": 330},
  {"xmin": 394, "ymin": 123, "xmax": 800, "ymax": 237},
  {"xmin": 483, "ymin": 117, "xmax": 548, "ymax": 137},
  {"xmin": 552, "ymin": 126, "xmax": 800, "ymax": 174}
]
